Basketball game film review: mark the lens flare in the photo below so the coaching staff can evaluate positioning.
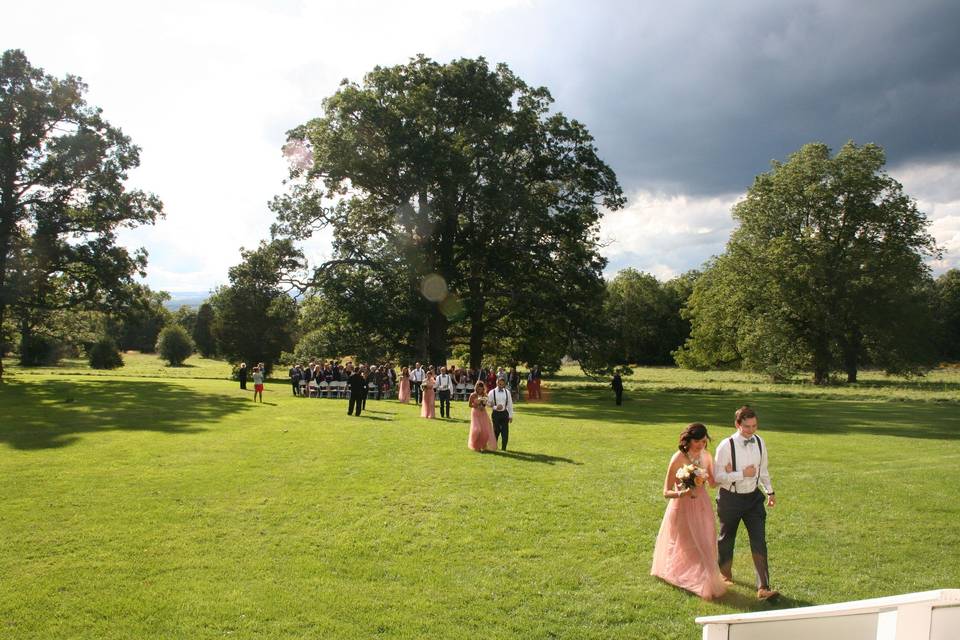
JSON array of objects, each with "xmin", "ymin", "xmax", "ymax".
[
  {"xmin": 420, "ymin": 273, "xmax": 448, "ymax": 302},
  {"xmin": 439, "ymin": 293, "xmax": 465, "ymax": 320}
]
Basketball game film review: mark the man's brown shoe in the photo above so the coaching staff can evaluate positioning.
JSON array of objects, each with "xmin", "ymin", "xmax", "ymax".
[{"xmin": 757, "ymin": 588, "xmax": 780, "ymax": 601}]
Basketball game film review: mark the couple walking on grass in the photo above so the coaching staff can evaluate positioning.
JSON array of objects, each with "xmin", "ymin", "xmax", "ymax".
[
  {"xmin": 651, "ymin": 406, "xmax": 780, "ymax": 602},
  {"xmin": 467, "ymin": 377, "xmax": 514, "ymax": 453}
]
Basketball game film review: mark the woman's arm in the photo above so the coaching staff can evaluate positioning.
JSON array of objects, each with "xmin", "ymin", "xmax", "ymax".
[
  {"xmin": 662, "ymin": 453, "xmax": 686, "ymax": 499},
  {"xmin": 704, "ymin": 451, "xmax": 718, "ymax": 488}
]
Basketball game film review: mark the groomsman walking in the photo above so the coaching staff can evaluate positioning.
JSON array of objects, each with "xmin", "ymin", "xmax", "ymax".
[
  {"xmin": 487, "ymin": 377, "xmax": 514, "ymax": 451},
  {"xmin": 411, "ymin": 362, "xmax": 425, "ymax": 404},
  {"xmin": 436, "ymin": 366, "xmax": 453, "ymax": 418},
  {"xmin": 713, "ymin": 405, "xmax": 779, "ymax": 601}
]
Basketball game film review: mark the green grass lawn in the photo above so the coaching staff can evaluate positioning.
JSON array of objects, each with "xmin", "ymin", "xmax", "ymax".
[{"xmin": 2, "ymin": 355, "xmax": 959, "ymax": 639}]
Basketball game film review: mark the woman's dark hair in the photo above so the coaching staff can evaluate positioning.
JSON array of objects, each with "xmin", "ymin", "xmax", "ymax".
[{"xmin": 678, "ymin": 422, "xmax": 711, "ymax": 453}]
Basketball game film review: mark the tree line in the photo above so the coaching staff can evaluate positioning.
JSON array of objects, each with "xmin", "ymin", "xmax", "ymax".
[{"xmin": 2, "ymin": 50, "xmax": 958, "ymax": 383}]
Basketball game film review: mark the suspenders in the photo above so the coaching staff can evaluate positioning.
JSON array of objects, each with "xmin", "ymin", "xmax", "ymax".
[{"xmin": 729, "ymin": 435, "xmax": 762, "ymax": 494}]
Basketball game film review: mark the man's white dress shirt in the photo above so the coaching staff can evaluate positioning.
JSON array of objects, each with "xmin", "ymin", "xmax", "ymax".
[{"xmin": 713, "ymin": 432, "xmax": 774, "ymax": 494}]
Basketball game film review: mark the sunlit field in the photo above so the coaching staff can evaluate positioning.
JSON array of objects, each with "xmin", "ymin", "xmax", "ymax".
[{"xmin": 2, "ymin": 355, "xmax": 958, "ymax": 639}]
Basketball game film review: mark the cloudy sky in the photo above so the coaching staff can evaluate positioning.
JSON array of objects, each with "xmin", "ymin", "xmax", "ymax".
[{"xmin": 4, "ymin": 0, "xmax": 959, "ymax": 291}]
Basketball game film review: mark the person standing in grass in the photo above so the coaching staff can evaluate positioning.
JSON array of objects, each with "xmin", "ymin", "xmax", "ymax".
[
  {"xmin": 411, "ymin": 362, "xmax": 425, "ymax": 404},
  {"xmin": 713, "ymin": 405, "xmax": 779, "ymax": 601},
  {"xmin": 252, "ymin": 366, "xmax": 264, "ymax": 403},
  {"xmin": 487, "ymin": 376, "xmax": 514, "ymax": 451},
  {"xmin": 398, "ymin": 366, "xmax": 411, "ymax": 403},
  {"xmin": 651, "ymin": 422, "xmax": 727, "ymax": 600},
  {"xmin": 467, "ymin": 381, "xmax": 497, "ymax": 452},
  {"xmin": 347, "ymin": 367, "xmax": 366, "ymax": 416},
  {"xmin": 612, "ymin": 372, "xmax": 623, "ymax": 405},
  {"xmin": 238, "ymin": 362, "xmax": 248, "ymax": 390},
  {"xmin": 436, "ymin": 366, "xmax": 453, "ymax": 418},
  {"xmin": 289, "ymin": 364, "xmax": 301, "ymax": 397},
  {"xmin": 420, "ymin": 369, "xmax": 436, "ymax": 419}
]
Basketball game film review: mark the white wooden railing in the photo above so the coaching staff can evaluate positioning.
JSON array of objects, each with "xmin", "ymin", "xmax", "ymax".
[{"xmin": 696, "ymin": 589, "xmax": 960, "ymax": 640}]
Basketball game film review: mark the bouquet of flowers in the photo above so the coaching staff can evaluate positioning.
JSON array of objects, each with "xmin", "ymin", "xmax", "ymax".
[
  {"xmin": 675, "ymin": 463, "xmax": 706, "ymax": 498},
  {"xmin": 475, "ymin": 396, "xmax": 488, "ymax": 408}
]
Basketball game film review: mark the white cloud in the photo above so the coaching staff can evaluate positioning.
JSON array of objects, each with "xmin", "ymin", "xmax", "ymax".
[
  {"xmin": 1, "ymin": 0, "xmax": 531, "ymax": 293},
  {"xmin": 891, "ymin": 158, "xmax": 960, "ymax": 272},
  {"xmin": 599, "ymin": 190, "xmax": 741, "ymax": 279}
]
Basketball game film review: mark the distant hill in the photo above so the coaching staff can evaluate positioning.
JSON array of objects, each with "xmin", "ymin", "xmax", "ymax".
[{"xmin": 163, "ymin": 291, "xmax": 210, "ymax": 311}]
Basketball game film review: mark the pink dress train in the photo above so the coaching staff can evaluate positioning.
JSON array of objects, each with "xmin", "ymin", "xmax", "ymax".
[
  {"xmin": 650, "ymin": 482, "xmax": 727, "ymax": 600},
  {"xmin": 421, "ymin": 384, "xmax": 436, "ymax": 418},
  {"xmin": 398, "ymin": 377, "xmax": 411, "ymax": 403},
  {"xmin": 468, "ymin": 403, "xmax": 498, "ymax": 452}
]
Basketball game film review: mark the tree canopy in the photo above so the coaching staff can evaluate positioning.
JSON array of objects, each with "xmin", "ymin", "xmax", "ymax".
[
  {"xmin": 271, "ymin": 55, "xmax": 623, "ymax": 368},
  {"xmin": 676, "ymin": 142, "xmax": 940, "ymax": 383},
  {"xmin": 210, "ymin": 240, "xmax": 299, "ymax": 373},
  {"xmin": 0, "ymin": 49, "xmax": 162, "ymax": 374}
]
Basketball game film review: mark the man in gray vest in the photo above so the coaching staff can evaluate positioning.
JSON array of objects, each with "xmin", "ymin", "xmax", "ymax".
[{"xmin": 713, "ymin": 405, "xmax": 779, "ymax": 601}]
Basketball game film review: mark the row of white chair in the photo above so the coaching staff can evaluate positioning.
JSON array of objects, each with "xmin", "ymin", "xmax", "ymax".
[
  {"xmin": 296, "ymin": 381, "xmax": 519, "ymax": 402},
  {"xmin": 297, "ymin": 380, "xmax": 395, "ymax": 400}
]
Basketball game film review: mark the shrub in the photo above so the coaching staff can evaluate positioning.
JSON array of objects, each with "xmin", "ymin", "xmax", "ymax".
[
  {"xmin": 88, "ymin": 337, "xmax": 124, "ymax": 369},
  {"xmin": 19, "ymin": 333, "xmax": 63, "ymax": 366},
  {"xmin": 156, "ymin": 325, "xmax": 194, "ymax": 366}
]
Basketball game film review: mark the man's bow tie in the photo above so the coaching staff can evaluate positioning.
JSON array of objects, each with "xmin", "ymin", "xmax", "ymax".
[{"xmin": 743, "ymin": 437, "xmax": 756, "ymax": 445}]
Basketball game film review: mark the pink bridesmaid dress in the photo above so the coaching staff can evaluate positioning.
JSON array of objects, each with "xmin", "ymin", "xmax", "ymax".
[
  {"xmin": 467, "ymin": 397, "xmax": 497, "ymax": 452},
  {"xmin": 420, "ymin": 379, "xmax": 436, "ymax": 418},
  {"xmin": 650, "ymin": 463, "xmax": 727, "ymax": 600},
  {"xmin": 398, "ymin": 376, "xmax": 411, "ymax": 403}
]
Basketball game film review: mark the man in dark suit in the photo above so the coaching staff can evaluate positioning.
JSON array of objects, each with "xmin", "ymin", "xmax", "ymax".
[
  {"xmin": 289, "ymin": 364, "xmax": 301, "ymax": 396},
  {"xmin": 347, "ymin": 368, "xmax": 366, "ymax": 416}
]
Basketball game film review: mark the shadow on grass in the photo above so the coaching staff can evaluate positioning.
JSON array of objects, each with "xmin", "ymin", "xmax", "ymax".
[
  {"xmin": 492, "ymin": 450, "xmax": 582, "ymax": 465},
  {"xmin": 655, "ymin": 578, "xmax": 816, "ymax": 611},
  {"xmin": 0, "ymin": 378, "xmax": 252, "ymax": 451},
  {"xmin": 523, "ymin": 390, "xmax": 960, "ymax": 440}
]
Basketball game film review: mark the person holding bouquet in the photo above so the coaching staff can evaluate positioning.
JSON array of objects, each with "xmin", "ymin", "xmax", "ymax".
[
  {"xmin": 467, "ymin": 381, "xmax": 497, "ymax": 452},
  {"xmin": 420, "ymin": 369, "xmax": 436, "ymax": 419},
  {"xmin": 650, "ymin": 422, "xmax": 727, "ymax": 600}
]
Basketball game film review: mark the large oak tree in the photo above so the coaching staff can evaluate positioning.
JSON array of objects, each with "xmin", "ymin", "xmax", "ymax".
[
  {"xmin": 271, "ymin": 55, "xmax": 623, "ymax": 367},
  {"xmin": 0, "ymin": 50, "xmax": 162, "ymax": 374},
  {"xmin": 676, "ymin": 142, "xmax": 940, "ymax": 383}
]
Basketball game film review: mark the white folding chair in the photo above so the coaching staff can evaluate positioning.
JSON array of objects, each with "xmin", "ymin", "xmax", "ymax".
[
  {"xmin": 299, "ymin": 380, "xmax": 308, "ymax": 397},
  {"xmin": 317, "ymin": 381, "xmax": 329, "ymax": 398},
  {"xmin": 308, "ymin": 380, "xmax": 319, "ymax": 398},
  {"xmin": 454, "ymin": 383, "xmax": 465, "ymax": 401}
]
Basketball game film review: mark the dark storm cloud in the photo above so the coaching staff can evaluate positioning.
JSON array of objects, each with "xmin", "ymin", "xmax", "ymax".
[{"xmin": 486, "ymin": 0, "xmax": 960, "ymax": 195}]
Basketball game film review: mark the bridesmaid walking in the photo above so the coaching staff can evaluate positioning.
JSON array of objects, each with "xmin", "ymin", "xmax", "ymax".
[
  {"xmin": 467, "ymin": 381, "xmax": 497, "ymax": 452},
  {"xmin": 420, "ymin": 369, "xmax": 436, "ymax": 418},
  {"xmin": 398, "ymin": 366, "xmax": 411, "ymax": 403},
  {"xmin": 650, "ymin": 422, "xmax": 727, "ymax": 600}
]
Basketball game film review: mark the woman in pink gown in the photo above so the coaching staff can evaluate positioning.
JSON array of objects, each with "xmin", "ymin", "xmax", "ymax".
[
  {"xmin": 651, "ymin": 422, "xmax": 727, "ymax": 600},
  {"xmin": 467, "ymin": 381, "xmax": 498, "ymax": 452},
  {"xmin": 420, "ymin": 371, "xmax": 436, "ymax": 418},
  {"xmin": 397, "ymin": 366, "xmax": 411, "ymax": 403}
]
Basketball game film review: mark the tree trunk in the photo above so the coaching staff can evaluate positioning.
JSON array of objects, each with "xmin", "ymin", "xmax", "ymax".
[
  {"xmin": 18, "ymin": 318, "xmax": 32, "ymax": 366},
  {"xmin": 842, "ymin": 330, "xmax": 861, "ymax": 383},
  {"xmin": 427, "ymin": 307, "xmax": 448, "ymax": 366},
  {"xmin": 468, "ymin": 277, "xmax": 485, "ymax": 370},
  {"xmin": 812, "ymin": 338, "xmax": 831, "ymax": 385}
]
